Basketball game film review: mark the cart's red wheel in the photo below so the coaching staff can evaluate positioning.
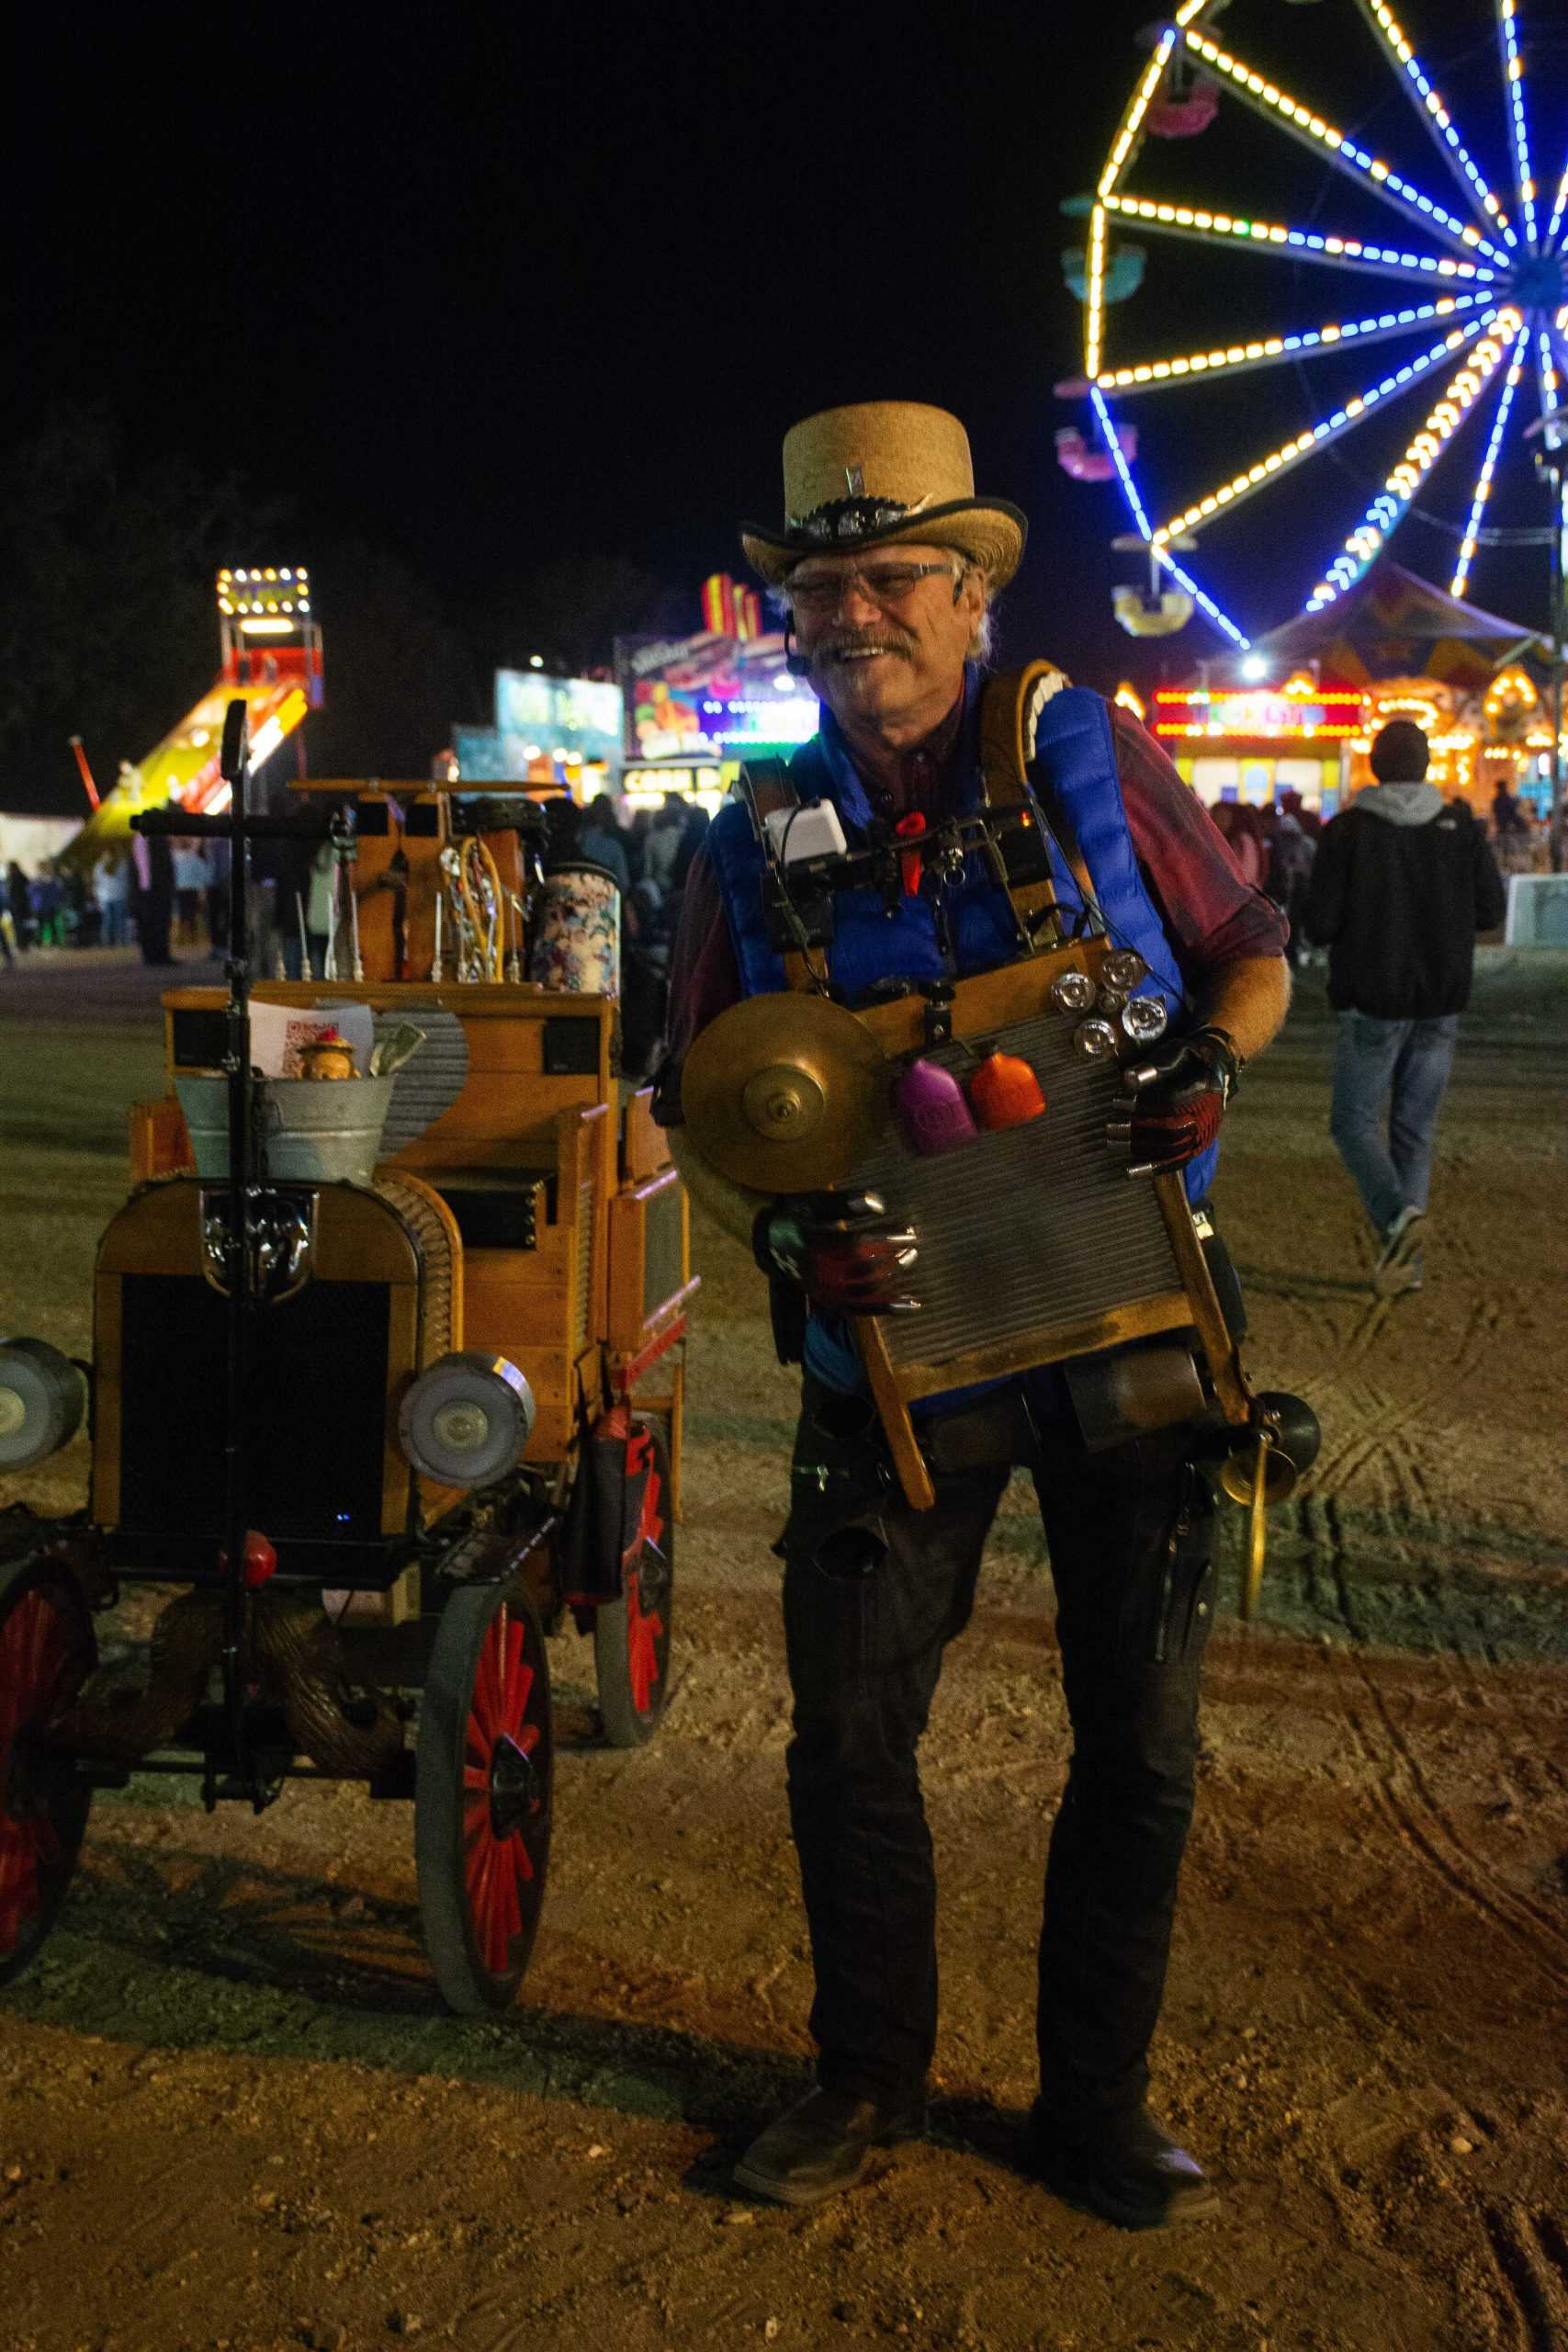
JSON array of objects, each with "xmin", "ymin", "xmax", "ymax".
[
  {"xmin": 415, "ymin": 1575, "xmax": 551, "ymax": 2014},
  {"xmin": 593, "ymin": 1417, "xmax": 674, "ymax": 1749},
  {"xmin": 0, "ymin": 1553, "xmax": 96, "ymax": 1990}
]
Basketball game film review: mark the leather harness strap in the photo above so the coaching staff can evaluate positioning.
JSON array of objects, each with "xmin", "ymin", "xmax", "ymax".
[
  {"xmin": 978, "ymin": 661, "xmax": 1102, "ymax": 923},
  {"xmin": 737, "ymin": 661, "xmax": 1104, "ymax": 995}
]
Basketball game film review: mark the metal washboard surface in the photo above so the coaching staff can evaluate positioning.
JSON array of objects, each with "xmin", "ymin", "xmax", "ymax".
[
  {"xmin": 853, "ymin": 1007, "xmax": 1183, "ymax": 1372},
  {"xmin": 375, "ymin": 1009, "xmax": 470, "ymax": 1156}
]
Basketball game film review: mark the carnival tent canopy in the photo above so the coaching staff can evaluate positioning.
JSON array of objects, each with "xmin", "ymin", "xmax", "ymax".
[{"xmin": 1240, "ymin": 562, "xmax": 1544, "ymax": 692}]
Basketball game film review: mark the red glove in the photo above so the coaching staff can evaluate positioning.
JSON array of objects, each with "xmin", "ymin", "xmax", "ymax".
[
  {"xmin": 1108, "ymin": 1025, "xmax": 1240, "ymax": 1175},
  {"xmin": 753, "ymin": 1191, "xmax": 919, "ymax": 1315}
]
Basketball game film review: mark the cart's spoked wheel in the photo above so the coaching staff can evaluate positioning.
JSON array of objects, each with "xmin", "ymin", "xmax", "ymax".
[
  {"xmin": 0, "ymin": 1554, "xmax": 96, "ymax": 1989},
  {"xmin": 416, "ymin": 1576, "xmax": 551, "ymax": 2014},
  {"xmin": 593, "ymin": 1417, "xmax": 673, "ymax": 1749}
]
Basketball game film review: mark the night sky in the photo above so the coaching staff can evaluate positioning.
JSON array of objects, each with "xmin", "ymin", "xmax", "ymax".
[{"xmin": 6, "ymin": 0, "xmax": 1565, "ymax": 805}]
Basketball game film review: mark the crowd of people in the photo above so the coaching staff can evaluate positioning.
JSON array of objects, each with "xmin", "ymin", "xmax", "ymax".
[
  {"xmin": 0, "ymin": 771, "xmax": 1538, "ymax": 995},
  {"xmin": 1199, "ymin": 774, "xmax": 1545, "ymax": 970},
  {"xmin": 572, "ymin": 790, "xmax": 712, "ymax": 1075},
  {"xmin": 0, "ymin": 839, "xmax": 227, "ymax": 968}
]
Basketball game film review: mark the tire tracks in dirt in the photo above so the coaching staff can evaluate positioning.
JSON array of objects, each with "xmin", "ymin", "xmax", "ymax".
[
  {"xmin": 1479, "ymin": 2199, "xmax": 1568, "ymax": 2352},
  {"xmin": 1297, "ymin": 1226, "xmax": 1568, "ymax": 1986}
]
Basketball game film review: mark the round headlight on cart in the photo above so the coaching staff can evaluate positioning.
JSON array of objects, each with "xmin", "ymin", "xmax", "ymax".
[
  {"xmin": 0, "ymin": 1339, "xmax": 86, "ymax": 1471},
  {"xmin": 398, "ymin": 1351, "xmax": 536, "ymax": 1488}
]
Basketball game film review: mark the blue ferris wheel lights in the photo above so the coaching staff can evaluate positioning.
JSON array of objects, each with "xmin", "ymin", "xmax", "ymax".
[
  {"xmin": 1089, "ymin": 385, "xmax": 1153, "ymax": 540},
  {"xmin": 1495, "ymin": 0, "xmax": 1539, "ymax": 252},
  {"xmin": 1094, "ymin": 293, "xmax": 1487, "ymax": 395},
  {"xmin": 1089, "ymin": 385, "xmax": 1253, "ymax": 650},
  {"xmin": 1356, "ymin": 0, "xmax": 1517, "ymax": 247},
  {"xmin": 1181, "ymin": 28, "xmax": 1510, "ymax": 266}
]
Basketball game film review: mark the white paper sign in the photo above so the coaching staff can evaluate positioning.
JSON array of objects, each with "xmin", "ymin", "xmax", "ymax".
[{"xmin": 248, "ymin": 1001, "xmax": 376, "ymax": 1079}]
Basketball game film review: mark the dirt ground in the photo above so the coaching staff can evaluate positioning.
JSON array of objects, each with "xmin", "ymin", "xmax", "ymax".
[{"xmin": 2, "ymin": 945, "xmax": 1566, "ymax": 2352}]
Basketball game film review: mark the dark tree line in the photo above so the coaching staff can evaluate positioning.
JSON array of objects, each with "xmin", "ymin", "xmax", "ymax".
[{"xmin": 0, "ymin": 407, "xmax": 685, "ymax": 819}]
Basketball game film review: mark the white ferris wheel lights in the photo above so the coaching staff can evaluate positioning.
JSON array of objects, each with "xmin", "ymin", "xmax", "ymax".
[
  {"xmin": 1148, "ymin": 316, "xmax": 1496, "ymax": 547},
  {"xmin": 1451, "ymin": 324, "xmax": 1531, "ymax": 598},
  {"xmin": 1351, "ymin": 0, "xmax": 1517, "ymax": 248},
  {"xmin": 1094, "ymin": 294, "xmax": 1486, "ymax": 396},
  {"xmin": 1086, "ymin": 203, "xmax": 1110, "ymax": 381},
  {"xmin": 1544, "ymin": 161, "xmax": 1568, "ymax": 257},
  {"xmin": 1181, "ymin": 28, "xmax": 1508, "ymax": 266},
  {"xmin": 1098, "ymin": 194, "xmax": 1497, "ymax": 288},
  {"xmin": 1495, "ymin": 0, "xmax": 1539, "ymax": 252},
  {"xmin": 1096, "ymin": 30, "xmax": 1177, "ymax": 204},
  {"xmin": 1308, "ymin": 314, "xmax": 1521, "ymax": 610}
]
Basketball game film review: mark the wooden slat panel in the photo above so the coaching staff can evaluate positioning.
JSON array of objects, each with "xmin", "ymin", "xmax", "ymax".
[{"xmin": 621, "ymin": 1088, "xmax": 671, "ymax": 1184}]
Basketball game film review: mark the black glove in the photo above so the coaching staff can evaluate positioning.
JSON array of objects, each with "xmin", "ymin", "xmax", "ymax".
[
  {"xmin": 752, "ymin": 1191, "xmax": 919, "ymax": 1315},
  {"xmin": 1107, "ymin": 1024, "xmax": 1241, "ymax": 1176}
]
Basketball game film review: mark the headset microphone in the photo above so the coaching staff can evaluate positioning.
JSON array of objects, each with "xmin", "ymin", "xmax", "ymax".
[{"xmin": 783, "ymin": 620, "xmax": 812, "ymax": 680}]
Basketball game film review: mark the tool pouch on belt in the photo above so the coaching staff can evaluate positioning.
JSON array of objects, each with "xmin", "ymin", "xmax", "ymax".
[
  {"xmin": 561, "ymin": 1404, "xmax": 658, "ymax": 1603},
  {"xmin": 774, "ymin": 1383, "xmax": 895, "ymax": 1577}
]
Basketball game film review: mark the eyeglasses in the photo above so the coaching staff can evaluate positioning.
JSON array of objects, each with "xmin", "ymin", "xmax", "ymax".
[{"xmin": 785, "ymin": 561, "xmax": 960, "ymax": 615}]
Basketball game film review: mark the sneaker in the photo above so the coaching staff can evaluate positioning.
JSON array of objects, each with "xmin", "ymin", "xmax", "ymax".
[{"xmin": 1373, "ymin": 1206, "xmax": 1425, "ymax": 1295}]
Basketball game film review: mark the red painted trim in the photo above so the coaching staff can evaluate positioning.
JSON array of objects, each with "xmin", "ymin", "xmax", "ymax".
[
  {"xmin": 461, "ymin": 1603, "xmax": 539, "ymax": 1978},
  {"xmin": 609, "ymin": 1316, "xmax": 688, "ymax": 1395}
]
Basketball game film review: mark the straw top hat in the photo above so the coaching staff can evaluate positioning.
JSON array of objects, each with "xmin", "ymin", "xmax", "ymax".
[{"xmin": 740, "ymin": 401, "xmax": 1027, "ymax": 591}]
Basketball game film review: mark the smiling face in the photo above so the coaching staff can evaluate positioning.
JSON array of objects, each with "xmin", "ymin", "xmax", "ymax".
[{"xmin": 784, "ymin": 542, "xmax": 987, "ymax": 746}]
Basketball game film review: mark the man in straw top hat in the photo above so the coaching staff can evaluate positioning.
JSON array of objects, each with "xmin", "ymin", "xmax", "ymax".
[{"xmin": 656, "ymin": 402, "xmax": 1291, "ymax": 2224}]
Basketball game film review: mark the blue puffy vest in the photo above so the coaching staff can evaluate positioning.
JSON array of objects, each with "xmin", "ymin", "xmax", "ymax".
[{"xmin": 705, "ymin": 671, "xmax": 1215, "ymax": 1396}]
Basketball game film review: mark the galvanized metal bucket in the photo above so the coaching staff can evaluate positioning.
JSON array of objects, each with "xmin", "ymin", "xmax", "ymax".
[{"xmin": 175, "ymin": 1074, "xmax": 397, "ymax": 1184}]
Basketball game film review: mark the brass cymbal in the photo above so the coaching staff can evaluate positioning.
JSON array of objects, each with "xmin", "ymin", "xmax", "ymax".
[{"xmin": 682, "ymin": 992, "xmax": 890, "ymax": 1191}]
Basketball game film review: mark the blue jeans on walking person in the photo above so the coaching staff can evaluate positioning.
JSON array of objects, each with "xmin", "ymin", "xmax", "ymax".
[{"xmin": 1329, "ymin": 1009, "xmax": 1460, "ymax": 1236}]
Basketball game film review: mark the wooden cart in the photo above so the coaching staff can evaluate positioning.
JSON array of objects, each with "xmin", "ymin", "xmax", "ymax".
[{"xmin": 0, "ymin": 797, "xmax": 697, "ymax": 2015}]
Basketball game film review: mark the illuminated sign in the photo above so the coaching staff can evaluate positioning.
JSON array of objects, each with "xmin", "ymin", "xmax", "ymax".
[
  {"xmin": 453, "ymin": 671, "xmax": 624, "ymax": 782},
  {"xmin": 494, "ymin": 671, "xmax": 622, "ymax": 764},
  {"xmin": 1154, "ymin": 684, "xmax": 1364, "ymax": 741},
  {"xmin": 217, "ymin": 564, "xmax": 311, "ymax": 619},
  {"xmin": 621, "ymin": 764, "xmax": 726, "ymax": 814},
  {"xmin": 616, "ymin": 628, "xmax": 818, "ymax": 761}
]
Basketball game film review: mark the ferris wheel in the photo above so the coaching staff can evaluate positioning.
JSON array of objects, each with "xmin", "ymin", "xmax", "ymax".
[{"xmin": 1064, "ymin": 0, "xmax": 1568, "ymax": 650}]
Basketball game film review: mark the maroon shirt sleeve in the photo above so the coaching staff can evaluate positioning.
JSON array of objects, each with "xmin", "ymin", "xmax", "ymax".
[{"xmin": 1110, "ymin": 707, "xmax": 1289, "ymax": 983}]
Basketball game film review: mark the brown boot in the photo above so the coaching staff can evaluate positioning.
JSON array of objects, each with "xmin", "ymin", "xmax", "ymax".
[
  {"xmin": 1027, "ymin": 2106, "xmax": 1221, "ymax": 2229},
  {"xmin": 733, "ymin": 2086, "xmax": 926, "ymax": 2209}
]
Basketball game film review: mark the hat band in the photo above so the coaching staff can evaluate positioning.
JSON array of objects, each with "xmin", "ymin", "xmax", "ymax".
[{"xmin": 784, "ymin": 492, "xmax": 932, "ymax": 546}]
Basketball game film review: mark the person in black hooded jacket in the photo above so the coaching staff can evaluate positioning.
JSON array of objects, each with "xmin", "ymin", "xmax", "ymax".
[{"xmin": 1303, "ymin": 719, "xmax": 1504, "ymax": 1295}]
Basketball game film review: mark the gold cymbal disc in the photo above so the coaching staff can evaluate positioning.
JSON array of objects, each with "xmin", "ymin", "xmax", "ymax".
[{"xmin": 682, "ymin": 992, "xmax": 890, "ymax": 1191}]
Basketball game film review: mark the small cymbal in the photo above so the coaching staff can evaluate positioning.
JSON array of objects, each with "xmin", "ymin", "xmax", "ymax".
[{"xmin": 682, "ymin": 992, "xmax": 889, "ymax": 1191}]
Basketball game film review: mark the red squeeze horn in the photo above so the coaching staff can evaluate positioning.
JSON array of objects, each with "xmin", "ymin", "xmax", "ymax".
[
  {"xmin": 968, "ymin": 1050, "xmax": 1047, "ymax": 1130},
  {"xmin": 895, "ymin": 810, "xmax": 926, "ymax": 897}
]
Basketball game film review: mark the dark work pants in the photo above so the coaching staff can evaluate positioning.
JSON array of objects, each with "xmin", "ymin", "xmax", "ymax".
[{"xmin": 779, "ymin": 1377, "xmax": 1216, "ymax": 2125}]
